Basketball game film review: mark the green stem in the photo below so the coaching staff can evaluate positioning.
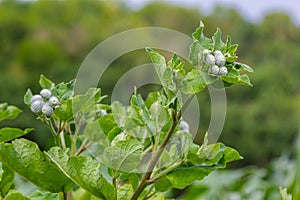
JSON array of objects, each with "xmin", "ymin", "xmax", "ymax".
[
  {"xmin": 131, "ymin": 111, "xmax": 179, "ymax": 200},
  {"xmin": 151, "ymin": 160, "xmax": 185, "ymax": 180},
  {"xmin": 130, "ymin": 95, "xmax": 194, "ymax": 200}
]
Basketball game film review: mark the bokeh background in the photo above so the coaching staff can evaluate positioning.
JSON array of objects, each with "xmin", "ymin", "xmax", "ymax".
[{"xmin": 0, "ymin": 0, "xmax": 299, "ymax": 199}]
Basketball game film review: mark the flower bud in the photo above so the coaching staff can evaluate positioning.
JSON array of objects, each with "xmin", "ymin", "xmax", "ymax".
[
  {"xmin": 42, "ymin": 103, "xmax": 53, "ymax": 117},
  {"xmin": 30, "ymin": 95, "xmax": 43, "ymax": 104},
  {"xmin": 209, "ymin": 65, "xmax": 220, "ymax": 75},
  {"xmin": 204, "ymin": 54, "xmax": 215, "ymax": 66}
]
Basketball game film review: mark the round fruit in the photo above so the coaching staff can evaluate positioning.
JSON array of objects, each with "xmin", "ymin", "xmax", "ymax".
[
  {"xmin": 30, "ymin": 100, "xmax": 44, "ymax": 113},
  {"xmin": 49, "ymin": 96, "xmax": 59, "ymax": 106},
  {"xmin": 219, "ymin": 66, "xmax": 228, "ymax": 76},
  {"xmin": 209, "ymin": 65, "xmax": 220, "ymax": 75},
  {"xmin": 42, "ymin": 103, "xmax": 53, "ymax": 117},
  {"xmin": 30, "ymin": 95, "xmax": 43, "ymax": 103},
  {"xmin": 40, "ymin": 89, "xmax": 52, "ymax": 99},
  {"xmin": 205, "ymin": 54, "xmax": 216, "ymax": 66}
]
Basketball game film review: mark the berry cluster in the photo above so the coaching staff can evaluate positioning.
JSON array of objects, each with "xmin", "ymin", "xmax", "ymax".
[
  {"xmin": 203, "ymin": 49, "xmax": 228, "ymax": 76},
  {"xmin": 30, "ymin": 89, "xmax": 59, "ymax": 117}
]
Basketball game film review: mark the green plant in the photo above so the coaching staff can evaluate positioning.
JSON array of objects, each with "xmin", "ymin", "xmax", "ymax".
[{"xmin": 0, "ymin": 22, "xmax": 253, "ymax": 200}]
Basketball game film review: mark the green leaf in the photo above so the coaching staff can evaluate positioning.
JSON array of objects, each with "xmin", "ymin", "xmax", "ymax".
[
  {"xmin": 73, "ymin": 88, "xmax": 101, "ymax": 115},
  {"xmin": 39, "ymin": 75, "xmax": 55, "ymax": 90},
  {"xmin": 102, "ymin": 139, "xmax": 143, "ymax": 172},
  {"xmin": 46, "ymin": 147, "xmax": 116, "ymax": 200},
  {"xmin": 53, "ymin": 99, "xmax": 73, "ymax": 122},
  {"xmin": 52, "ymin": 79, "xmax": 75, "ymax": 100},
  {"xmin": 192, "ymin": 21, "xmax": 213, "ymax": 49},
  {"xmin": 189, "ymin": 42, "xmax": 202, "ymax": 66},
  {"xmin": 28, "ymin": 190, "xmax": 60, "ymax": 200},
  {"xmin": 73, "ymin": 188, "xmax": 101, "ymax": 200},
  {"xmin": 5, "ymin": 190, "xmax": 29, "ymax": 200},
  {"xmin": 24, "ymin": 89, "xmax": 33, "ymax": 106},
  {"xmin": 0, "ymin": 164, "xmax": 14, "ymax": 196},
  {"xmin": 227, "ymin": 44, "xmax": 239, "ymax": 56},
  {"xmin": 223, "ymin": 146, "xmax": 243, "ymax": 163},
  {"xmin": 117, "ymin": 184, "xmax": 134, "ymax": 200},
  {"xmin": 181, "ymin": 69, "xmax": 206, "ymax": 94},
  {"xmin": 0, "ymin": 139, "xmax": 74, "ymax": 192},
  {"xmin": 0, "ymin": 104, "xmax": 22, "ymax": 122},
  {"xmin": 149, "ymin": 101, "xmax": 168, "ymax": 134},
  {"xmin": 158, "ymin": 166, "xmax": 214, "ymax": 190},
  {"xmin": 233, "ymin": 62, "xmax": 254, "ymax": 72},
  {"xmin": 212, "ymin": 28, "xmax": 225, "ymax": 51},
  {"xmin": 238, "ymin": 74, "xmax": 253, "ymax": 86},
  {"xmin": 0, "ymin": 128, "xmax": 33, "ymax": 143},
  {"xmin": 146, "ymin": 48, "xmax": 176, "ymax": 98}
]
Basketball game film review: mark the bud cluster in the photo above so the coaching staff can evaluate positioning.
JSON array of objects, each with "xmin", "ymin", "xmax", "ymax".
[
  {"xmin": 202, "ymin": 49, "xmax": 228, "ymax": 76},
  {"xmin": 30, "ymin": 89, "xmax": 60, "ymax": 117}
]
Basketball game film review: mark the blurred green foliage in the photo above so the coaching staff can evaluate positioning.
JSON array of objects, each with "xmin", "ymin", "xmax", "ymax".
[{"xmin": 0, "ymin": 0, "xmax": 299, "ymax": 166}]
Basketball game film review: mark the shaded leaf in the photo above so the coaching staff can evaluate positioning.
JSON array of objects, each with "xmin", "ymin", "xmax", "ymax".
[
  {"xmin": 24, "ymin": 89, "xmax": 33, "ymax": 106},
  {"xmin": 0, "ymin": 128, "xmax": 33, "ymax": 143},
  {"xmin": 212, "ymin": 28, "xmax": 225, "ymax": 51},
  {"xmin": 117, "ymin": 184, "xmax": 134, "ymax": 200},
  {"xmin": 28, "ymin": 190, "xmax": 60, "ymax": 200},
  {"xmin": 0, "ymin": 164, "xmax": 14, "ymax": 196},
  {"xmin": 5, "ymin": 190, "xmax": 29, "ymax": 200},
  {"xmin": 0, "ymin": 104, "xmax": 22, "ymax": 122}
]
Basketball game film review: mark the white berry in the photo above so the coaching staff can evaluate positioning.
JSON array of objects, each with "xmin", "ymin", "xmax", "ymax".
[
  {"xmin": 40, "ymin": 89, "xmax": 51, "ymax": 99},
  {"xmin": 49, "ymin": 96, "xmax": 59, "ymax": 106},
  {"xmin": 214, "ymin": 51, "xmax": 226, "ymax": 66},
  {"xmin": 202, "ymin": 49, "xmax": 211, "ymax": 55},
  {"xmin": 30, "ymin": 100, "xmax": 44, "ymax": 113},
  {"xmin": 209, "ymin": 65, "xmax": 220, "ymax": 75},
  {"xmin": 205, "ymin": 54, "xmax": 216, "ymax": 66},
  {"xmin": 30, "ymin": 95, "xmax": 43, "ymax": 103},
  {"xmin": 42, "ymin": 103, "xmax": 53, "ymax": 117},
  {"xmin": 218, "ymin": 66, "xmax": 228, "ymax": 76}
]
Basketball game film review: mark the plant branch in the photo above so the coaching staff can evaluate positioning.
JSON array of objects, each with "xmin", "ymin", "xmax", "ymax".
[{"xmin": 130, "ymin": 95, "xmax": 194, "ymax": 200}]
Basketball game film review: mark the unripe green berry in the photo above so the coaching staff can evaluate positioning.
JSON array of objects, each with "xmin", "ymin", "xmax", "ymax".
[
  {"xmin": 30, "ymin": 95, "xmax": 43, "ymax": 103},
  {"xmin": 30, "ymin": 100, "xmax": 44, "ymax": 113},
  {"xmin": 40, "ymin": 89, "xmax": 51, "ymax": 99},
  {"xmin": 218, "ymin": 66, "xmax": 228, "ymax": 76},
  {"xmin": 209, "ymin": 65, "xmax": 220, "ymax": 75},
  {"xmin": 205, "ymin": 54, "xmax": 215, "ymax": 66},
  {"xmin": 42, "ymin": 103, "xmax": 53, "ymax": 117},
  {"xmin": 49, "ymin": 96, "xmax": 59, "ymax": 106}
]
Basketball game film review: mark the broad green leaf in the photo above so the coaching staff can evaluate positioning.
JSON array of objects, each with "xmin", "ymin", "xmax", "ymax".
[
  {"xmin": 227, "ymin": 44, "xmax": 239, "ymax": 56},
  {"xmin": 181, "ymin": 69, "xmax": 206, "ymax": 94},
  {"xmin": 53, "ymin": 99, "xmax": 73, "ymax": 121},
  {"xmin": 5, "ymin": 190, "xmax": 29, "ymax": 200},
  {"xmin": 223, "ymin": 146, "xmax": 243, "ymax": 163},
  {"xmin": 149, "ymin": 101, "xmax": 168, "ymax": 134},
  {"xmin": 157, "ymin": 167, "xmax": 214, "ymax": 190},
  {"xmin": 46, "ymin": 147, "xmax": 116, "ymax": 200},
  {"xmin": 102, "ymin": 139, "xmax": 143, "ymax": 172},
  {"xmin": 0, "ymin": 128, "xmax": 33, "ymax": 143},
  {"xmin": 117, "ymin": 184, "xmax": 134, "ymax": 200},
  {"xmin": 73, "ymin": 88, "xmax": 101, "ymax": 115},
  {"xmin": 225, "ymin": 35, "xmax": 232, "ymax": 51},
  {"xmin": 39, "ymin": 75, "xmax": 55, "ymax": 90},
  {"xmin": 111, "ymin": 101, "xmax": 126, "ymax": 128},
  {"xmin": 52, "ymin": 79, "xmax": 75, "ymax": 100},
  {"xmin": 212, "ymin": 28, "xmax": 225, "ymax": 51},
  {"xmin": 0, "ymin": 104, "xmax": 22, "ymax": 122},
  {"xmin": 233, "ymin": 62, "xmax": 254, "ymax": 72},
  {"xmin": 73, "ymin": 188, "xmax": 101, "ymax": 200},
  {"xmin": 0, "ymin": 164, "xmax": 14, "ymax": 196},
  {"xmin": 146, "ymin": 48, "xmax": 176, "ymax": 98},
  {"xmin": 191, "ymin": 21, "xmax": 213, "ymax": 49},
  {"xmin": 28, "ymin": 190, "xmax": 60, "ymax": 200},
  {"xmin": 24, "ymin": 89, "xmax": 33, "ymax": 106},
  {"xmin": 238, "ymin": 74, "xmax": 253, "ymax": 86},
  {"xmin": 0, "ymin": 139, "xmax": 74, "ymax": 193},
  {"xmin": 189, "ymin": 42, "xmax": 202, "ymax": 66}
]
